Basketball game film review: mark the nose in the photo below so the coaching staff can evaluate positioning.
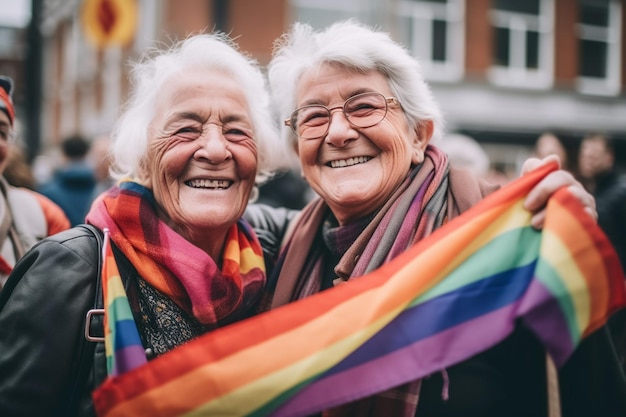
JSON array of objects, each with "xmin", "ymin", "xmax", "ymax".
[
  {"xmin": 196, "ymin": 125, "xmax": 232, "ymax": 163},
  {"xmin": 325, "ymin": 106, "xmax": 358, "ymax": 147}
]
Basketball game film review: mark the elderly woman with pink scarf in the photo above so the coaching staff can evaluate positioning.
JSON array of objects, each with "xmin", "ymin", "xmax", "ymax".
[{"xmin": 0, "ymin": 32, "xmax": 286, "ymax": 417}]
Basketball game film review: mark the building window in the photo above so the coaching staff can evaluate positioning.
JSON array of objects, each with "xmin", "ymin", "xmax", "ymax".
[
  {"xmin": 577, "ymin": 0, "xmax": 622, "ymax": 96},
  {"xmin": 489, "ymin": 0, "xmax": 554, "ymax": 89},
  {"xmin": 291, "ymin": 0, "xmax": 371, "ymax": 29},
  {"xmin": 395, "ymin": 0, "xmax": 465, "ymax": 82}
]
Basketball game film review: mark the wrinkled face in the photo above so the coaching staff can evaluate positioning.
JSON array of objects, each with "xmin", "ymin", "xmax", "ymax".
[
  {"xmin": 294, "ymin": 64, "xmax": 429, "ymax": 225},
  {"xmin": 578, "ymin": 138, "xmax": 613, "ymax": 179},
  {"xmin": 0, "ymin": 111, "xmax": 11, "ymax": 173},
  {"xmin": 142, "ymin": 68, "xmax": 257, "ymax": 252}
]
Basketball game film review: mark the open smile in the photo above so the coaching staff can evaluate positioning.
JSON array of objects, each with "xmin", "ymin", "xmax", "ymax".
[
  {"xmin": 185, "ymin": 179, "xmax": 233, "ymax": 189},
  {"xmin": 327, "ymin": 156, "xmax": 373, "ymax": 168}
]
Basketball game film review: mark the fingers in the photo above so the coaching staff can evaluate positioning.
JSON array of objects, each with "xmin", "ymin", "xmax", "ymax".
[
  {"xmin": 523, "ymin": 169, "xmax": 597, "ymax": 229},
  {"xmin": 521, "ymin": 154, "xmax": 561, "ymax": 176},
  {"xmin": 566, "ymin": 183, "xmax": 598, "ymax": 222},
  {"xmin": 524, "ymin": 169, "xmax": 576, "ymax": 212}
]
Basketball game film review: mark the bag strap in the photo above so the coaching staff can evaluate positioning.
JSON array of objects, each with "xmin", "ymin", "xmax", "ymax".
[{"xmin": 60, "ymin": 224, "xmax": 104, "ymax": 416}]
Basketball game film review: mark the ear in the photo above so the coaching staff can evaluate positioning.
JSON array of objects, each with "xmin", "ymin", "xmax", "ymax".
[{"xmin": 410, "ymin": 120, "xmax": 434, "ymax": 165}]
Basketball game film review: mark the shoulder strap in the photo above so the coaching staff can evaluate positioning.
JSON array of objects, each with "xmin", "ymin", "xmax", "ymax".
[{"xmin": 61, "ymin": 224, "xmax": 104, "ymax": 416}]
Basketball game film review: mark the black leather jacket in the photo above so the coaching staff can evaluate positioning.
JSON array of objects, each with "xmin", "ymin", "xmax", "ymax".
[
  {"xmin": 0, "ymin": 226, "xmax": 106, "ymax": 417},
  {"xmin": 0, "ymin": 205, "xmax": 297, "ymax": 417}
]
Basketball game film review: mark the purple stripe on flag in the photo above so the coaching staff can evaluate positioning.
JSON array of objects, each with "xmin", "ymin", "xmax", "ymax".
[
  {"xmin": 519, "ymin": 279, "xmax": 575, "ymax": 366},
  {"xmin": 112, "ymin": 345, "xmax": 149, "ymax": 377},
  {"xmin": 328, "ymin": 262, "xmax": 535, "ymax": 375},
  {"xmin": 272, "ymin": 303, "xmax": 521, "ymax": 417}
]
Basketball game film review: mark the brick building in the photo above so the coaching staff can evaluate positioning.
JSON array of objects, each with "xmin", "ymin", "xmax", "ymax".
[{"xmin": 9, "ymin": 0, "xmax": 626, "ymax": 174}]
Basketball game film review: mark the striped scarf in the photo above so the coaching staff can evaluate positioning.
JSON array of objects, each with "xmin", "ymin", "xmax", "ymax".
[
  {"xmin": 272, "ymin": 145, "xmax": 450, "ymax": 304},
  {"xmin": 267, "ymin": 145, "xmax": 489, "ymax": 416},
  {"xmin": 86, "ymin": 180, "xmax": 266, "ymax": 327}
]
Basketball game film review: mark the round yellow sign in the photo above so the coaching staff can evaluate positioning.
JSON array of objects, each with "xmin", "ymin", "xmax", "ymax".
[{"xmin": 81, "ymin": 0, "xmax": 138, "ymax": 47}]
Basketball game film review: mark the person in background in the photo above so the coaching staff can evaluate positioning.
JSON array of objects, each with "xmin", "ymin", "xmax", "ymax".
[
  {"xmin": 578, "ymin": 133, "xmax": 626, "ymax": 267},
  {"xmin": 578, "ymin": 132, "xmax": 626, "ymax": 374},
  {"xmin": 246, "ymin": 20, "xmax": 623, "ymax": 417},
  {"xmin": 0, "ymin": 32, "xmax": 285, "ymax": 416},
  {"xmin": 4, "ymin": 146, "xmax": 37, "ymax": 190},
  {"xmin": 87, "ymin": 133, "xmax": 115, "ymax": 201},
  {"xmin": 257, "ymin": 168, "xmax": 314, "ymax": 210},
  {"xmin": 534, "ymin": 131, "xmax": 571, "ymax": 173},
  {"xmin": 38, "ymin": 134, "xmax": 96, "ymax": 225},
  {"xmin": 0, "ymin": 75, "xmax": 69, "ymax": 292},
  {"xmin": 434, "ymin": 132, "xmax": 490, "ymax": 178}
]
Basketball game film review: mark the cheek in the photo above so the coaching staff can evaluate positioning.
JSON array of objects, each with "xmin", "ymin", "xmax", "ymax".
[
  {"xmin": 234, "ymin": 143, "xmax": 259, "ymax": 179},
  {"xmin": 297, "ymin": 141, "xmax": 317, "ymax": 165},
  {"xmin": 150, "ymin": 140, "xmax": 189, "ymax": 178}
]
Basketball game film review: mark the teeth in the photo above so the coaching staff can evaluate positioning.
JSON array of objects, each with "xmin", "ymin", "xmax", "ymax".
[
  {"xmin": 329, "ymin": 156, "xmax": 372, "ymax": 168},
  {"xmin": 187, "ymin": 179, "xmax": 232, "ymax": 189}
]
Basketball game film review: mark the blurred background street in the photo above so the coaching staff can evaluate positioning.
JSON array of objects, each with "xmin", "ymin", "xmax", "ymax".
[{"xmin": 1, "ymin": 0, "xmax": 625, "ymax": 184}]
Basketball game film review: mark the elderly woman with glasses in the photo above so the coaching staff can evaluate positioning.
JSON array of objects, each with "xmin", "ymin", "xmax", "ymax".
[{"xmin": 244, "ymin": 20, "xmax": 625, "ymax": 417}]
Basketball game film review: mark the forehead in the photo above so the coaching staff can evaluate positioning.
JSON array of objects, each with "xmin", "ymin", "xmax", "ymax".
[
  {"xmin": 296, "ymin": 63, "xmax": 391, "ymax": 103},
  {"xmin": 582, "ymin": 139, "xmax": 607, "ymax": 153},
  {"xmin": 156, "ymin": 67, "xmax": 249, "ymax": 111}
]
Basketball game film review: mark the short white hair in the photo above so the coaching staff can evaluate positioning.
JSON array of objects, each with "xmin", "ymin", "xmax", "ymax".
[
  {"xmin": 111, "ymin": 32, "xmax": 285, "ymax": 184},
  {"xmin": 268, "ymin": 19, "xmax": 444, "ymax": 149}
]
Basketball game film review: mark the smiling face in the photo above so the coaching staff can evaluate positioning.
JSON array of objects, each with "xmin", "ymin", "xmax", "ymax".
[
  {"xmin": 141, "ymin": 68, "xmax": 257, "ymax": 257},
  {"xmin": 295, "ymin": 64, "xmax": 430, "ymax": 225}
]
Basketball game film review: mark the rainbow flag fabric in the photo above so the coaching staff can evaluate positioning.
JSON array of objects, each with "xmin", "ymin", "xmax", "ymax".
[
  {"xmin": 102, "ymin": 229, "xmax": 147, "ymax": 376},
  {"xmin": 92, "ymin": 162, "xmax": 626, "ymax": 417}
]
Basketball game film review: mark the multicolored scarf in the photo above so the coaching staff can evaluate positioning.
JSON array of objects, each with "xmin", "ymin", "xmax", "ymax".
[
  {"xmin": 86, "ymin": 180, "xmax": 266, "ymax": 327},
  {"xmin": 101, "ymin": 228, "xmax": 147, "ymax": 376},
  {"xmin": 92, "ymin": 161, "xmax": 626, "ymax": 417},
  {"xmin": 267, "ymin": 145, "xmax": 491, "ymax": 415}
]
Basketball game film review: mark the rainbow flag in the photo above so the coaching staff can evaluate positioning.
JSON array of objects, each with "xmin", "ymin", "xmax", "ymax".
[
  {"xmin": 102, "ymin": 228, "xmax": 147, "ymax": 376},
  {"xmin": 92, "ymin": 162, "xmax": 626, "ymax": 417}
]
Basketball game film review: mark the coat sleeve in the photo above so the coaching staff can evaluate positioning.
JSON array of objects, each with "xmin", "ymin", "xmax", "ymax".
[
  {"xmin": 0, "ymin": 228, "xmax": 100, "ymax": 417},
  {"xmin": 244, "ymin": 203, "xmax": 300, "ymax": 268}
]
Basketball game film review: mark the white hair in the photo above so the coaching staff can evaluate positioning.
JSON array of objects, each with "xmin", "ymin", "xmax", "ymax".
[
  {"xmin": 111, "ymin": 32, "xmax": 285, "ymax": 184},
  {"xmin": 268, "ymin": 19, "xmax": 445, "ymax": 149}
]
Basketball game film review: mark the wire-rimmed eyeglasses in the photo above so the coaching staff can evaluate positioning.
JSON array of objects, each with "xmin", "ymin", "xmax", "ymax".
[{"xmin": 284, "ymin": 92, "xmax": 399, "ymax": 140}]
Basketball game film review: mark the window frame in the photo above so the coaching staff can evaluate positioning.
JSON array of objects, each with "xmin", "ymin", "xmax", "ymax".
[
  {"xmin": 396, "ymin": 0, "xmax": 466, "ymax": 82},
  {"xmin": 576, "ymin": 0, "xmax": 622, "ymax": 96},
  {"xmin": 488, "ymin": 0, "xmax": 555, "ymax": 90}
]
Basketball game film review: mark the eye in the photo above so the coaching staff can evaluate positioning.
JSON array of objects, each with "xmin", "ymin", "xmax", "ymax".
[
  {"xmin": 345, "ymin": 98, "xmax": 379, "ymax": 115},
  {"xmin": 172, "ymin": 125, "xmax": 202, "ymax": 141},
  {"xmin": 298, "ymin": 106, "xmax": 329, "ymax": 126},
  {"xmin": 223, "ymin": 125, "xmax": 253, "ymax": 142}
]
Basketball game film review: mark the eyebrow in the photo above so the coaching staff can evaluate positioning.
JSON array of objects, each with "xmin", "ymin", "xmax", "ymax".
[
  {"xmin": 299, "ymin": 88, "xmax": 379, "ymax": 107},
  {"xmin": 171, "ymin": 111, "xmax": 252, "ymax": 127}
]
